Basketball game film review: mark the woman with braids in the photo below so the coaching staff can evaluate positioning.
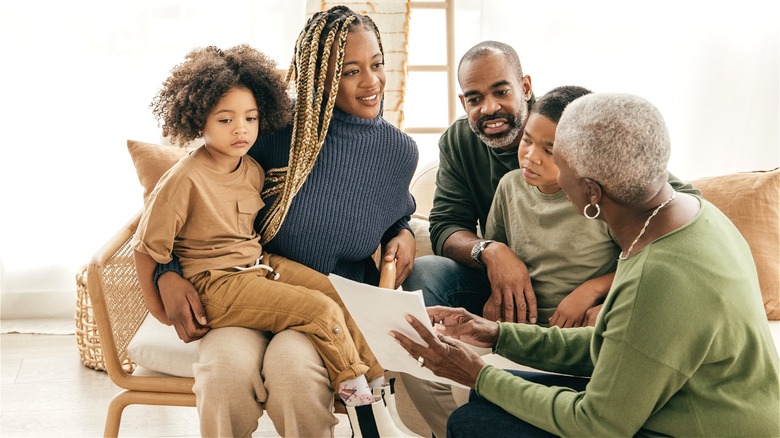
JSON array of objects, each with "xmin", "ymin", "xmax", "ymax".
[
  {"xmin": 154, "ymin": 6, "xmax": 418, "ymax": 437},
  {"xmin": 134, "ymin": 41, "xmax": 391, "ymax": 429}
]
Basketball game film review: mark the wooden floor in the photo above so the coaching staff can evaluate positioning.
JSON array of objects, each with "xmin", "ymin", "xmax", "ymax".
[{"xmin": 0, "ymin": 333, "xmax": 353, "ymax": 438}]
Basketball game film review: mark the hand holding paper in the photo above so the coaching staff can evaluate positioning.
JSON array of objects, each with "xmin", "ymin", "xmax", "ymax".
[{"xmin": 329, "ymin": 274, "xmax": 492, "ymax": 388}]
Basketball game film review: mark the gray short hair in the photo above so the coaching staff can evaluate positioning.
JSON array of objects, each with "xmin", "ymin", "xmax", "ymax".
[{"xmin": 555, "ymin": 93, "xmax": 671, "ymax": 206}]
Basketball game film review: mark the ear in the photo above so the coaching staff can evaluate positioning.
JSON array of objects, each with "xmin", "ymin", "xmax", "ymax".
[
  {"xmin": 458, "ymin": 93, "xmax": 467, "ymax": 112},
  {"xmin": 522, "ymin": 75, "xmax": 533, "ymax": 101},
  {"xmin": 583, "ymin": 177, "xmax": 603, "ymax": 206}
]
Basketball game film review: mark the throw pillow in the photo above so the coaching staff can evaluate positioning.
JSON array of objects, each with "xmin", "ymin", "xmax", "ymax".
[
  {"xmin": 127, "ymin": 313, "xmax": 199, "ymax": 377},
  {"xmin": 127, "ymin": 139, "xmax": 188, "ymax": 201},
  {"xmin": 691, "ymin": 168, "xmax": 780, "ymax": 320}
]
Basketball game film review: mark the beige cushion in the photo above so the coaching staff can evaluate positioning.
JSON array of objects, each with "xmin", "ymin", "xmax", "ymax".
[
  {"xmin": 127, "ymin": 139, "xmax": 188, "ymax": 200},
  {"xmin": 410, "ymin": 161, "xmax": 438, "ymax": 218},
  {"xmin": 691, "ymin": 168, "xmax": 780, "ymax": 320},
  {"xmin": 127, "ymin": 314, "xmax": 199, "ymax": 377}
]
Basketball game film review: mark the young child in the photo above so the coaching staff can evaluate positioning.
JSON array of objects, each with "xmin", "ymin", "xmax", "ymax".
[
  {"xmin": 131, "ymin": 45, "xmax": 384, "ymax": 407},
  {"xmin": 485, "ymin": 85, "xmax": 620, "ymax": 327}
]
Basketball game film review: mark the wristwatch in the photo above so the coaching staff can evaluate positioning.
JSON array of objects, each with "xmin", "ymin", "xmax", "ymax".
[{"xmin": 470, "ymin": 240, "xmax": 494, "ymax": 266}]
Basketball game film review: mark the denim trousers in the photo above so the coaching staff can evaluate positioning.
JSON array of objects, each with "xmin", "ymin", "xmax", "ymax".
[
  {"xmin": 447, "ymin": 371, "xmax": 590, "ymax": 438},
  {"xmin": 403, "ymin": 254, "xmax": 491, "ymax": 314}
]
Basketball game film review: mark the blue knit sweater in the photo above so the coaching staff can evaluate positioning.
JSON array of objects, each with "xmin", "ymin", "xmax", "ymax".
[{"xmin": 250, "ymin": 107, "xmax": 418, "ymax": 283}]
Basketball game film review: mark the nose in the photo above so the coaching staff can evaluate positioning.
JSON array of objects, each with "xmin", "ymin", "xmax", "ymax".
[
  {"xmin": 360, "ymin": 70, "xmax": 380, "ymax": 87},
  {"xmin": 524, "ymin": 144, "xmax": 542, "ymax": 165},
  {"xmin": 234, "ymin": 122, "xmax": 248, "ymax": 135},
  {"xmin": 481, "ymin": 95, "xmax": 501, "ymax": 115}
]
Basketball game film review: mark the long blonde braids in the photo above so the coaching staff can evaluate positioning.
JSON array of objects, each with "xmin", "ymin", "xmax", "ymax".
[{"xmin": 259, "ymin": 6, "xmax": 384, "ymax": 244}]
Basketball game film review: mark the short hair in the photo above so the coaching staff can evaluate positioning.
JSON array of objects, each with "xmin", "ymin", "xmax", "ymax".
[
  {"xmin": 259, "ymin": 5, "xmax": 383, "ymax": 244},
  {"xmin": 555, "ymin": 93, "xmax": 671, "ymax": 206},
  {"xmin": 532, "ymin": 85, "xmax": 592, "ymax": 124},
  {"xmin": 458, "ymin": 40, "xmax": 524, "ymax": 82},
  {"xmin": 151, "ymin": 45, "xmax": 291, "ymax": 146}
]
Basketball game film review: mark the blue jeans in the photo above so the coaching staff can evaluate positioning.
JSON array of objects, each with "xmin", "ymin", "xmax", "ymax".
[
  {"xmin": 403, "ymin": 255, "xmax": 490, "ymax": 315},
  {"xmin": 446, "ymin": 371, "xmax": 590, "ymax": 438}
]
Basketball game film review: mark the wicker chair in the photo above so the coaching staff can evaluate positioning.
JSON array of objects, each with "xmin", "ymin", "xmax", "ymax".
[
  {"xmin": 86, "ymin": 211, "xmax": 403, "ymax": 437},
  {"xmin": 86, "ymin": 212, "xmax": 196, "ymax": 438}
]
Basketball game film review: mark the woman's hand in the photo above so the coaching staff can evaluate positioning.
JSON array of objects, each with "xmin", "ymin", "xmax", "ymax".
[
  {"xmin": 427, "ymin": 306, "xmax": 500, "ymax": 348},
  {"xmin": 390, "ymin": 312, "xmax": 488, "ymax": 388},
  {"xmin": 382, "ymin": 228, "xmax": 416, "ymax": 288},
  {"xmin": 157, "ymin": 272, "xmax": 210, "ymax": 343}
]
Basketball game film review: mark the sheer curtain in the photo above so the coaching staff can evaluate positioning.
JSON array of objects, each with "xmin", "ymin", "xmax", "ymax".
[{"xmin": 0, "ymin": 0, "xmax": 308, "ymax": 326}]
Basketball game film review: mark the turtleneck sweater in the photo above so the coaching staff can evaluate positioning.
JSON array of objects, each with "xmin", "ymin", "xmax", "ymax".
[{"xmin": 250, "ymin": 107, "xmax": 418, "ymax": 283}]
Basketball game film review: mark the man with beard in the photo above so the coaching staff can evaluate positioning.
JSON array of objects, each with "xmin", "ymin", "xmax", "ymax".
[
  {"xmin": 398, "ymin": 41, "xmax": 537, "ymax": 438},
  {"xmin": 404, "ymin": 41, "xmax": 537, "ymax": 325}
]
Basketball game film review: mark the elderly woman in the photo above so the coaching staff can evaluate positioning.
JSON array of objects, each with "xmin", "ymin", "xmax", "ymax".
[{"xmin": 391, "ymin": 93, "xmax": 780, "ymax": 437}]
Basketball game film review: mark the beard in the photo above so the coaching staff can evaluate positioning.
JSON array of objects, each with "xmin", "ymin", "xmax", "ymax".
[{"xmin": 468, "ymin": 104, "xmax": 528, "ymax": 149}]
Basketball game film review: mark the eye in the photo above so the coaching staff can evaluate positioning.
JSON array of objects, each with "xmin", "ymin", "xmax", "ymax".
[
  {"xmin": 218, "ymin": 118, "xmax": 232, "ymax": 124},
  {"xmin": 373, "ymin": 61, "xmax": 385, "ymax": 70},
  {"xmin": 545, "ymin": 148, "xmax": 554, "ymax": 156},
  {"xmin": 247, "ymin": 117, "xmax": 258, "ymax": 122},
  {"xmin": 495, "ymin": 89, "xmax": 509, "ymax": 97},
  {"xmin": 466, "ymin": 96, "xmax": 481, "ymax": 105},
  {"xmin": 343, "ymin": 69, "xmax": 359, "ymax": 77}
]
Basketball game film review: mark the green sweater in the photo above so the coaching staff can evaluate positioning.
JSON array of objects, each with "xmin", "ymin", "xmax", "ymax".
[
  {"xmin": 476, "ymin": 198, "xmax": 780, "ymax": 437},
  {"xmin": 429, "ymin": 116, "xmax": 701, "ymax": 255},
  {"xmin": 429, "ymin": 117, "xmax": 518, "ymax": 254}
]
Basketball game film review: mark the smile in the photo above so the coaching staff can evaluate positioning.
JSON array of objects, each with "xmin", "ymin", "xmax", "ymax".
[{"xmin": 358, "ymin": 94, "xmax": 378, "ymax": 101}]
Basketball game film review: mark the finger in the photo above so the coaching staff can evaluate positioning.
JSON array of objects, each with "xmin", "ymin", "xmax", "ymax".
[
  {"xmin": 404, "ymin": 314, "xmax": 438, "ymax": 345},
  {"xmin": 524, "ymin": 279, "xmax": 538, "ymax": 324},
  {"xmin": 187, "ymin": 293, "xmax": 208, "ymax": 326},
  {"xmin": 389, "ymin": 329, "xmax": 426, "ymax": 358},
  {"xmin": 395, "ymin": 259, "xmax": 413, "ymax": 287},
  {"xmin": 383, "ymin": 242, "xmax": 398, "ymax": 261},
  {"xmin": 507, "ymin": 288, "xmax": 523, "ymax": 324}
]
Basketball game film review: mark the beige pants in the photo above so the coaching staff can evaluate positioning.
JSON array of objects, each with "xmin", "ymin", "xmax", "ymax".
[
  {"xmin": 398, "ymin": 373, "xmax": 470, "ymax": 438},
  {"xmin": 192, "ymin": 252, "xmax": 383, "ymax": 388},
  {"xmin": 194, "ymin": 328, "xmax": 338, "ymax": 437}
]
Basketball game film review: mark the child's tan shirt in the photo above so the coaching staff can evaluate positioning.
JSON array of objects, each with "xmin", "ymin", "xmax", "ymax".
[{"xmin": 132, "ymin": 153, "xmax": 265, "ymax": 279}]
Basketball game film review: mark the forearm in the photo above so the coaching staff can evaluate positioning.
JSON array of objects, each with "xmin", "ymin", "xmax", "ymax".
[
  {"xmin": 494, "ymin": 323, "xmax": 594, "ymax": 376},
  {"xmin": 133, "ymin": 249, "xmax": 170, "ymax": 324},
  {"xmin": 441, "ymin": 230, "xmax": 483, "ymax": 267}
]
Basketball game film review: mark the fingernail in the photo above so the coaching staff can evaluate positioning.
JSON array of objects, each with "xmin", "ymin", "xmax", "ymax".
[
  {"xmin": 530, "ymin": 317, "xmax": 537, "ymax": 324},
  {"xmin": 405, "ymin": 314, "xmax": 413, "ymax": 323}
]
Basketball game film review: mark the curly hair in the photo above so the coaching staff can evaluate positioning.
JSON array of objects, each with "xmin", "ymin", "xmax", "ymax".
[
  {"xmin": 555, "ymin": 93, "xmax": 671, "ymax": 206},
  {"xmin": 258, "ymin": 5, "xmax": 382, "ymax": 244},
  {"xmin": 150, "ymin": 45, "xmax": 291, "ymax": 146}
]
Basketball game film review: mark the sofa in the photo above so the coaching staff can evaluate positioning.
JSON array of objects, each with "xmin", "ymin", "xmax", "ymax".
[{"xmin": 92, "ymin": 141, "xmax": 778, "ymax": 436}]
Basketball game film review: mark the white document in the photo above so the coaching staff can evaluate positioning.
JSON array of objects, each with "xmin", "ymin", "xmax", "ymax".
[{"xmin": 328, "ymin": 274, "xmax": 467, "ymax": 388}]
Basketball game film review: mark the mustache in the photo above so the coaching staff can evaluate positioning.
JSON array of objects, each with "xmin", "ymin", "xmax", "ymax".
[{"xmin": 477, "ymin": 112, "xmax": 517, "ymax": 132}]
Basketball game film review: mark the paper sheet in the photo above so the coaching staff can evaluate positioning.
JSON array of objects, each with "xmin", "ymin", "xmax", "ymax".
[{"xmin": 329, "ymin": 274, "xmax": 466, "ymax": 387}]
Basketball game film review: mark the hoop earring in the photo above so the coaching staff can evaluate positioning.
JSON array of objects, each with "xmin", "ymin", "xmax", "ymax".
[{"xmin": 583, "ymin": 203, "xmax": 600, "ymax": 219}]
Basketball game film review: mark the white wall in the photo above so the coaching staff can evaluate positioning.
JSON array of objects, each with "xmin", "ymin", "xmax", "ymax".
[
  {"xmin": 453, "ymin": 0, "xmax": 779, "ymax": 180},
  {"xmin": 0, "ymin": 0, "xmax": 777, "ymax": 324}
]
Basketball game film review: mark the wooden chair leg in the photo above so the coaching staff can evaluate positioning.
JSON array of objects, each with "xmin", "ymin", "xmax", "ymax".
[{"xmin": 103, "ymin": 390, "xmax": 197, "ymax": 437}]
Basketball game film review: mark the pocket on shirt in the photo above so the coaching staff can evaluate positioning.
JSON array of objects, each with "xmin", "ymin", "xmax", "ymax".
[{"xmin": 236, "ymin": 196, "xmax": 264, "ymax": 234}]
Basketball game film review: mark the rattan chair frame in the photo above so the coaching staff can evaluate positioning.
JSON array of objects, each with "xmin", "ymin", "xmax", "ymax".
[{"xmin": 86, "ymin": 212, "xmax": 195, "ymax": 438}]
